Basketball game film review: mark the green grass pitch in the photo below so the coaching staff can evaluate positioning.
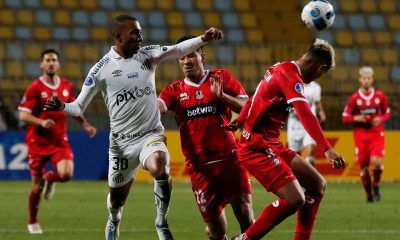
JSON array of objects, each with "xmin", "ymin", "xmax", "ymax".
[{"xmin": 0, "ymin": 181, "xmax": 399, "ymax": 240}]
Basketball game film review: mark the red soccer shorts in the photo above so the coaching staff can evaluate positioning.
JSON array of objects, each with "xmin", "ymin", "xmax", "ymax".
[
  {"xmin": 237, "ymin": 139, "xmax": 297, "ymax": 193},
  {"xmin": 187, "ymin": 157, "xmax": 252, "ymax": 223},
  {"xmin": 354, "ymin": 129, "xmax": 385, "ymax": 165},
  {"xmin": 28, "ymin": 147, "xmax": 74, "ymax": 177}
]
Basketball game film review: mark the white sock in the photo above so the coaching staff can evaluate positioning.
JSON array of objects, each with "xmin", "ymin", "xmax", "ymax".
[
  {"xmin": 107, "ymin": 193, "xmax": 123, "ymax": 223},
  {"xmin": 154, "ymin": 176, "xmax": 172, "ymax": 226}
]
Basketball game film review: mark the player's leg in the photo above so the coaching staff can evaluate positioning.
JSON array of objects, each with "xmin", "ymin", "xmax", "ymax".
[
  {"xmin": 43, "ymin": 149, "xmax": 74, "ymax": 200},
  {"xmin": 27, "ymin": 156, "xmax": 46, "ymax": 234},
  {"xmin": 141, "ymin": 134, "xmax": 173, "ymax": 240},
  {"xmin": 105, "ymin": 180, "xmax": 133, "ymax": 240},
  {"xmin": 289, "ymin": 155, "xmax": 326, "ymax": 240},
  {"xmin": 234, "ymin": 148, "xmax": 302, "ymax": 240},
  {"xmin": 228, "ymin": 161, "xmax": 254, "ymax": 232},
  {"xmin": 356, "ymin": 139, "xmax": 373, "ymax": 202},
  {"xmin": 205, "ymin": 211, "xmax": 229, "ymax": 240},
  {"xmin": 370, "ymin": 134, "xmax": 384, "ymax": 201},
  {"xmin": 229, "ymin": 193, "xmax": 254, "ymax": 232},
  {"xmin": 144, "ymin": 150, "xmax": 173, "ymax": 239}
]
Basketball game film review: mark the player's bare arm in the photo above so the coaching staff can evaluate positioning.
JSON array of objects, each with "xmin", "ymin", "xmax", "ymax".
[
  {"xmin": 19, "ymin": 111, "xmax": 55, "ymax": 129},
  {"xmin": 210, "ymin": 74, "xmax": 247, "ymax": 113}
]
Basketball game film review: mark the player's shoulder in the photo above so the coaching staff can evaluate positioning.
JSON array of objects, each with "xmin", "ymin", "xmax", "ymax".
[
  {"xmin": 374, "ymin": 89, "xmax": 386, "ymax": 97},
  {"xmin": 88, "ymin": 54, "xmax": 112, "ymax": 77},
  {"xmin": 165, "ymin": 78, "xmax": 185, "ymax": 91},
  {"xmin": 59, "ymin": 76, "xmax": 73, "ymax": 85}
]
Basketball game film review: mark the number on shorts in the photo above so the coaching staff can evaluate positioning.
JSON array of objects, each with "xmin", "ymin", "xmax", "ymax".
[{"xmin": 112, "ymin": 157, "xmax": 128, "ymax": 170}]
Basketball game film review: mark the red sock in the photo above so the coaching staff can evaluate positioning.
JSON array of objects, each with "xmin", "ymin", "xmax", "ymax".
[
  {"xmin": 245, "ymin": 199, "xmax": 296, "ymax": 240},
  {"xmin": 373, "ymin": 167, "xmax": 382, "ymax": 187},
  {"xmin": 294, "ymin": 193, "xmax": 323, "ymax": 240},
  {"xmin": 28, "ymin": 191, "xmax": 41, "ymax": 224},
  {"xmin": 46, "ymin": 171, "xmax": 61, "ymax": 183},
  {"xmin": 360, "ymin": 169, "xmax": 372, "ymax": 198}
]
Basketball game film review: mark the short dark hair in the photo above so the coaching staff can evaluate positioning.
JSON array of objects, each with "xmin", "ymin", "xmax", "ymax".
[
  {"xmin": 175, "ymin": 35, "xmax": 203, "ymax": 52},
  {"xmin": 41, "ymin": 49, "xmax": 59, "ymax": 60},
  {"xmin": 111, "ymin": 15, "xmax": 138, "ymax": 36},
  {"xmin": 306, "ymin": 39, "xmax": 335, "ymax": 70}
]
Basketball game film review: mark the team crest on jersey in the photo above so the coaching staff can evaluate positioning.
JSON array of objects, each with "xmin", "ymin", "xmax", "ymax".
[
  {"xmin": 294, "ymin": 83, "xmax": 304, "ymax": 95},
  {"xmin": 180, "ymin": 92, "xmax": 189, "ymax": 101},
  {"xmin": 127, "ymin": 72, "xmax": 139, "ymax": 79},
  {"xmin": 62, "ymin": 89, "xmax": 69, "ymax": 97},
  {"xmin": 375, "ymin": 98, "xmax": 380, "ymax": 104},
  {"xmin": 41, "ymin": 91, "xmax": 48, "ymax": 98},
  {"xmin": 196, "ymin": 90, "xmax": 204, "ymax": 99},
  {"xmin": 84, "ymin": 77, "xmax": 94, "ymax": 86}
]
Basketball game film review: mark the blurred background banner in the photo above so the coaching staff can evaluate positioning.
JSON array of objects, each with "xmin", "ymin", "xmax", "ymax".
[{"xmin": 0, "ymin": 131, "xmax": 109, "ymax": 180}]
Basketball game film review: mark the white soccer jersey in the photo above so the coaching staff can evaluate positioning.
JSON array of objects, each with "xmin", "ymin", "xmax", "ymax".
[
  {"xmin": 287, "ymin": 81, "xmax": 322, "ymax": 145},
  {"xmin": 64, "ymin": 37, "xmax": 206, "ymax": 137}
]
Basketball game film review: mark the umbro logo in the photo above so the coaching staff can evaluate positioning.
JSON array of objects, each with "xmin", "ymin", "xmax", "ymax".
[{"xmin": 112, "ymin": 70, "xmax": 122, "ymax": 77}]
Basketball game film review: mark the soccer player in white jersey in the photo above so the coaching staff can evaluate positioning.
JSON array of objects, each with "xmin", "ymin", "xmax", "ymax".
[
  {"xmin": 287, "ymin": 81, "xmax": 326, "ymax": 166},
  {"xmin": 44, "ymin": 15, "xmax": 223, "ymax": 240}
]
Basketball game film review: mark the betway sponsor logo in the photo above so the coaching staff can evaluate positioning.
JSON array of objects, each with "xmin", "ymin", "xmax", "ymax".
[
  {"xmin": 185, "ymin": 102, "xmax": 218, "ymax": 119},
  {"xmin": 116, "ymin": 86, "xmax": 155, "ymax": 106}
]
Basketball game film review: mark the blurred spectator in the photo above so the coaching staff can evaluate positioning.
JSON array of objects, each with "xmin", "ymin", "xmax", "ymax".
[{"xmin": 0, "ymin": 97, "xmax": 19, "ymax": 131}]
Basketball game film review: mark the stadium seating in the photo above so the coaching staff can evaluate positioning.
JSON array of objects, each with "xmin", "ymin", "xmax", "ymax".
[{"xmin": 0, "ymin": 0, "xmax": 399, "ymax": 130}]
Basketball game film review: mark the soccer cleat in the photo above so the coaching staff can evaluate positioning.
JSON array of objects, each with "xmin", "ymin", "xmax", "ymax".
[
  {"xmin": 105, "ymin": 218, "xmax": 120, "ymax": 240},
  {"xmin": 155, "ymin": 223, "xmax": 174, "ymax": 240},
  {"xmin": 367, "ymin": 195, "xmax": 374, "ymax": 203},
  {"xmin": 373, "ymin": 186, "xmax": 381, "ymax": 201},
  {"xmin": 231, "ymin": 234, "xmax": 248, "ymax": 240},
  {"xmin": 43, "ymin": 177, "xmax": 55, "ymax": 200},
  {"xmin": 27, "ymin": 223, "xmax": 43, "ymax": 234}
]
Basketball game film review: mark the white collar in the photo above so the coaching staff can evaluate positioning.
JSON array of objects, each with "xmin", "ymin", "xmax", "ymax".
[
  {"xmin": 39, "ymin": 76, "xmax": 60, "ymax": 89},
  {"xmin": 358, "ymin": 88, "xmax": 375, "ymax": 101},
  {"xmin": 184, "ymin": 70, "xmax": 210, "ymax": 87}
]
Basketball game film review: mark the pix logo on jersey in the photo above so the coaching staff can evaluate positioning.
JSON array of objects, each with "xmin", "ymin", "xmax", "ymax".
[
  {"xmin": 180, "ymin": 93, "xmax": 189, "ymax": 101},
  {"xmin": 127, "ymin": 72, "xmax": 139, "ymax": 79}
]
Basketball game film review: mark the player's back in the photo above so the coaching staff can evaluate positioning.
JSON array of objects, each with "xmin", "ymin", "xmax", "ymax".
[{"xmin": 243, "ymin": 62, "xmax": 305, "ymax": 142}]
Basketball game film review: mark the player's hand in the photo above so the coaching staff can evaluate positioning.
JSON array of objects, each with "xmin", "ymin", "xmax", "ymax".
[
  {"xmin": 44, "ymin": 96, "xmax": 65, "ymax": 111},
  {"xmin": 40, "ymin": 119, "xmax": 55, "ymax": 129},
  {"xmin": 83, "ymin": 123, "xmax": 97, "ymax": 137},
  {"xmin": 222, "ymin": 119, "xmax": 240, "ymax": 131},
  {"xmin": 371, "ymin": 116, "xmax": 382, "ymax": 126},
  {"xmin": 354, "ymin": 115, "xmax": 368, "ymax": 123},
  {"xmin": 324, "ymin": 148, "xmax": 346, "ymax": 169},
  {"xmin": 210, "ymin": 74, "xmax": 224, "ymax": 99},
  {"xmin": 319, "ymin": 110, "xmax": 326, "ymax": 122},
  {"xmin": 201, "ymin": 27, "xmax": 223, "ymax": 42}
]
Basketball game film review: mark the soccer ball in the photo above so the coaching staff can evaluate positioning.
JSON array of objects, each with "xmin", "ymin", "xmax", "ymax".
[{"xmin": 301, "ymin": 0, "xmax": 335, "ymax": 31}]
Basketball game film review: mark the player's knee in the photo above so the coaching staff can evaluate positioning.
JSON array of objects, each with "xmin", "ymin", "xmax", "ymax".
[
  {"xmin": 205, "ymin": 226, "xmax": 226, "ymax": 240},
  {"xmin": 147, "ymin": 153, "xmax": 169, "ymax": 180},
  {"xmin": 289, "ymin": 193, "xmax": 306, "ymax": 210},
  {"xmin": 58, "ymin": 172, "xmax": 73, "ymax": 182},
  {"xmin": 32, "ymin": 182, "xmax": 44, "ymax": 193}
]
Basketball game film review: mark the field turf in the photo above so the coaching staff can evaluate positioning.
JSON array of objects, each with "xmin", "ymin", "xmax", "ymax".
[{"xmin": 0, "ymin": 181, "xmax": 399, "ymax": 240}]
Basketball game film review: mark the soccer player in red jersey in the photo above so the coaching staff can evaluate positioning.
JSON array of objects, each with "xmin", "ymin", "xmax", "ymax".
[
  {"xmin": 226, "ymin": 39, "xmax": 345, "ymax": 240},
  {"xmin": 158, "ymin": 36, "xmax": 254, "ymax": 240},
  {"xmin": 342, "ymin": 66, "xmax": 390, "ymax": 203},
  {"xmin": 18, "ymin": 49, "xmax": 97, "ymax": 234}
]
